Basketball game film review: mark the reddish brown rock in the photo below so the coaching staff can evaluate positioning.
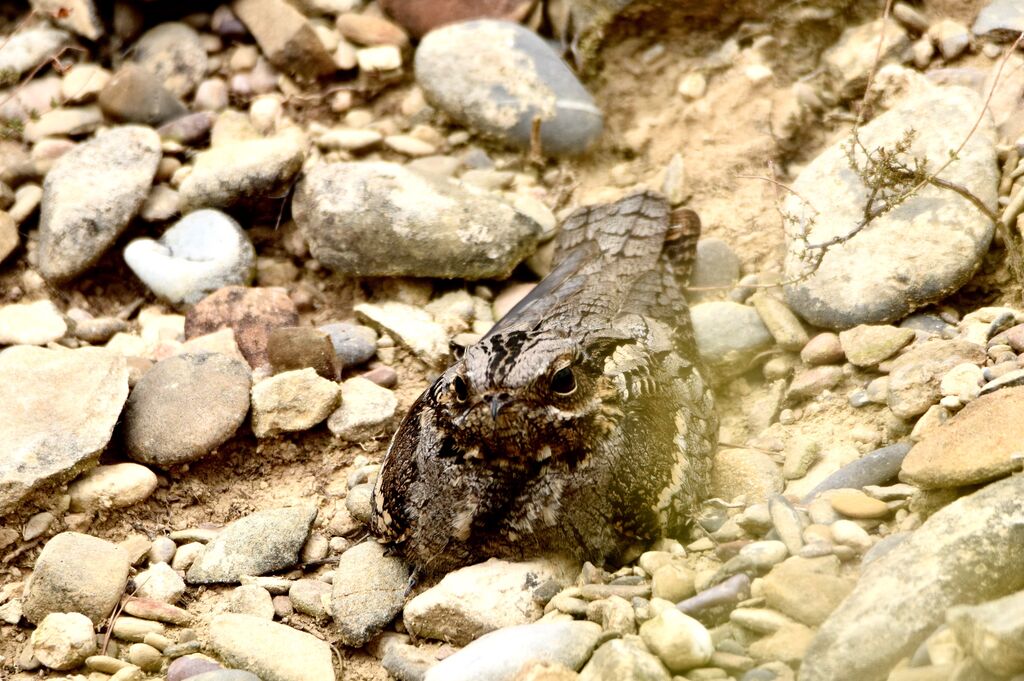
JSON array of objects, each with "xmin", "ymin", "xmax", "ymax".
[
  {"xmin": 231, "ymin": 0, "xmax": 337, "ymax": 79},
  {"xmin": 900, "ymin": 386, "xmax": 1024, "ymax": 489},
  {"xmin": 335, "ymin": 13, "xmax": 408, "ymax": 46},
  {"xmin": 379, "ymin": 0, "xmax": 535, "ymax": 38},
  {"xmin": 267, "ymin": 326, "xmax": 339, "ymax": 379},
  {"xmin": 185, "ymin": 287, "xmax": 298, "ymax": 368}
]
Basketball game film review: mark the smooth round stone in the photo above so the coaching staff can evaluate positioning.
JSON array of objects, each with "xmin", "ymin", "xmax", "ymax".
[
  {"xmin": 800, "ymin": 332, "xmax": 845, "ymax": 366},
  {"xmin": 651, "ymin": 564, "xmax": 696, "ymax": 603},
  {"xmin": 31, "ymin": 612, "xmax": 97, "ymax": 670},
  {"xmin": 123, "ymin": 353, "xmax": 252, "ymax": 466},
  {"xmin": 125, "ymin": 210, "xmax": 255, "ymax": 307},
  {"xmin": 690, "ymin": 301, "xmax": 773, "ymax": 374},
  {"xmin": 167, "ymin": 656, "xmax": 223, "ymax": 681},
  {"xmin": 838, "ymin": 325, "xmax": 916, "ymax": 367},
  {"xmin": 830, "ymin": 520, "xmax": 872, "ymax": 552},
  {"xmin": 227, "ymin": 585, "xmax": 275, "ymax": 620},
  {"xmin": 134, "ymin": 562, "xmax": 186, "ymax": 603},
  {"xmin": 319, "ymin": 322, "xmax": 378, "ymax": 366},
  {"xmin": 739, "ymin": 541, "xmax": 789, "ymax": 571},
  {"xmin": 0, "ymin": 26, "xmax": 68, "ymax": 79},
  {"xmin": 68, "ymin": 463, "xmax": 158, "ymax": 512},
  {"xmin": 98, "ymin": 64, "xmax": 189, "ymax": 126},
  {"xmin": 0, "ymin": 299, "xmax": 67, "ymax": 345},
  {"xmin": 782, "ymin": 87, "xmax": 997, "ymax": 329},
  {"xmin": 128, "ymin": 643, "xmax": 163, "ymax": 672},
  {"xmin": 208, "ymin": 614, "xmax": 334, "ymax": 680},
  {"xmin": 639, "ymin": 608, "xmax": 713, "ymax": 673},
  {"xmin": 415, "ymin": 20, "xmax": 602, "ymax": 156},
  {"xmin": 380, "ymin": 0, "xmax": 532, "ymax": 38},
  {"xmin": 132, "ymin": 22, "xmax": 208, "ymax": 97},
  {"xmin": 825, "ymin": 489, "xmax": 890, "ymax": 519},
  {"xmin": 690, "ymin": 239, "xmax": 741, "ymax": 299}
]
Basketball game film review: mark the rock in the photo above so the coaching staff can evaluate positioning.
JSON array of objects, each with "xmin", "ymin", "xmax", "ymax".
[
  {"xmin": 786, "ymin": 365, "xmax": 843, "ymax": 402},
  {"xmin": 355, "ymin": 301, "xmax": 450, "ymax": 367},
  {"xmin": 61, "ymin": 64, "xmax": 110, "ymax": 103},
  {"xmin": 424, "ymin": 620, "xmax": 602, "ymax": 681},
  {"xmin": 838, "ymin": 325, "xmax": 916, "ymax": 367},
  {"xmin": 294, "ymin": 162, "xmax": 540, "ymax": 280},
  {"xmin": 929, "ymin": 19, "xmax": 970, "ymax": 60},
  {"xmin": 315, "ymin": 127, "xmax": 384, "ymax": 153},
  {"xmin": 689, "ymin": 238, "xmax": 741, "ymax": 302},
  {"xmin": 887, "ymin": 340, "xmax": 987, "ymax": 419},
  {"xmin": 0, "ymin": 347, "xmax": 128, "ymax": 512},
  {"xmin": 133, "ymin": 562, "xmax": 186, "ymax": 603},
  {"xmin": 332, "ymin": 541, "xmax": 410, "ymax": 647},
  {"xmin": 125, "ymin": 210, "xmax": 256, "ymax": 306},
  {"xmin": 31, "ymin": 0, "xmax": 101, "ymax": 39},
  {"xmin": 132, "ymin": 22, "xmax": 208, "ymax": 98},
  {"xmin": 23, "ymin": 105, "xmax": 105, "ymax": 141},
  {"xmin": 761, "ymin": 556, "xmax": 853, "ymax": 626},
  {"xmin": 158, "ymin": 111, "xmax": 215, "ymax": 145},
  {"xmin": 652, "ymin": 563, "xmax": 696, "ymax": 602},
  {"xmin": 900, "ymin": 386, "xmax": 1024, "ymax": 488},
  {"xmin": 973, "ymin": 0, "xmax": 1024, "ymax": 38},
  {"xmin": 167, "ymin": 657, "xmax": 224, "ymax": 681},
  {"xmin": 709, "ymin": 448, "xmax": 783, "ymax": 504},
  {"xmin": 124, "ymin": 353, "xmax": 251, "ymax": 465},
  {"xmin": 579, "ymin": 639, "xmax": 671, "ymax": 681},
  {"xmin": 824, "ymin": 488, "xmax": 889, "ymax": 519},
  {"xmin": 250, "ymin": 368, "xmax": 340, "ymax": 437},
  {"xmin": 288, "ymin": 579, "xmax": 331, "ymax": 620},
  {"xmin": 748, "ymin": 622, "xmax": 815, "ymax": 666},
  {"xmin": 178, "ymin": 129, "xmax": 307, "ymax": 212},
  {"xmin": 783, "ymin": 86, "xmax": 997, "ymax": 329},
  {"xmin": 800, "ymin": 474, "xmax": 1024, "ymax": 681},
  {"xmin": 186, "ymin": 506, "xmax": 316, "ymax": 584},
  {"xmin": 326, "ymin": 377, "xmax": 398, "ymax": 442},
  {"xmin": 319, "ymin": 322, "xmax": 377, "ymax": 367},
  {"xmin": 231, "ymin": 0, "xmax": 337, "ymax": 79},
  {"xmin": 186, "ymin": 287, "xmax": 299, "ymax": 368},
  {"xmin": 31, "ymin": 612, "xmax": 97, "ymax": 670},
  {"xmin": 0, "ymin": 26, "xmax": 67, "ymax": 79},
  {"xmin": 0, "ymin": 300, "xmax": 67, "ymax": 345},
  {"xmin": 405, "ymin": 558, "xmax": 575, "ymax": 646},
  {"xmin": 267, "ymin": 327, "xmax": 339, "ymax": 379},
  {"xmin": 0, "ymin": 211, "xmax": 17, "ymax": 263},
  {"xmin": 208, "ymin": 613, "xmax": 335, "ymax": 681},
  {"xmin": 947, "ymin": 589, "xmax": 1024, "ymax": 676},
  {"xmin": 68, "ymin": 463, "xmax": 158, "ymax": 511},
  {"xmin": 24, "ymin": 532, "xmax": 130, "ymax": 625},
  {"xmin": 750, "ymin": 294, "xmax": 809, "ymax": 351},
  {"xmin": 336, "ymin": 13, "xmax": 408, "ymax": 46},
  {"xmin": 639, "ymin": 608, "xmax": 713, "ymax": 673},
  {"xmin": 128, "ymin": 643, "xmax": 162, "ymax": 672},
  {"xmin": 227, "ymin": 585, "xmax": 275, "ymax": 620},
  {"xmin": 801, "ymin": 442, "xmax": 912, "ymax": 502},
  {"xmin": 939, "ymin": 362, "xmax": 983, "ymax": 402},
  {"xmin": 691, "ymin": 302, "xmax": 773, "ymax": 375},
  {"xmin": 823, "ymin": 18, "xmax": 910, "ymax": 99},
  {"xmin": 98, "ymin": 64, "xmax": 189, "ymax": 125},
  {"xmin": 39, "ymin": 126, "xmax": 161, "ymax": 282},
  {"xmin": 380, "ymin": 0, "xmax": 532, "ymax": 38},
  {"xmin": 415, "ymin": 20, "xmax": 602, "ymax": 156}
]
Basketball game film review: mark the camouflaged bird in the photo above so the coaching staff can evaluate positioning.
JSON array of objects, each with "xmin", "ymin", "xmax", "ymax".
[{"xmin": 370, "ymin": 191, "xmax": 718, "ymax": 575}]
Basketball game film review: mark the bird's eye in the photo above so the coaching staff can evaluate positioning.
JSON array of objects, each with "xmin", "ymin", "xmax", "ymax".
[
  {"xmin": 550, "ymin": 367, "xmax": 576, "ymax": 396},
  {"xmin": 452, "ymin": 375, "xmax": 469, "ymax": 403}
]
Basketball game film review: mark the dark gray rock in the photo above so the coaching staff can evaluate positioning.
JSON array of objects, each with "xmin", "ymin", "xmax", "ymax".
[
  {"xmin": 187, "ymin": 506, "xmax": 317, "ymax": 584},
  {"xmin": 124, "ymin": 210, "xmax": 256, "ymax": 306},
  {"xmin": 688, "ymin": 238, "xmax": 741, "ymax": 302},
  {"xmin": 800, "ymin": 442, "xmax": 912, "ymax": 503},
  {"xmin": 415, "ymin": 20, "xmax": 602, "ymax": 156},
  {"xmin": 0, "ymin": 347, "xmax": 128, "ymax": 513},
  {"xmin": 294, "ymin": 161, "xmax": 541, "ymax": 279},
  {"xmin": 799, "ymin": 474, "xmax": 1024, "ymax": 681},
  {"xmin": 782, "ymin": 87, "xmax": 998, "ymax": 329},
  {"xmin": 123, "ymin": 353, "xmax": 251, "ymax": 466},
  {"xmin": 38, "ymin": 125, "xmax": 161, "ymax": 282},
  {"xmin": 319, "ymin": 322, "xmax": 378, "ymax": 367}
]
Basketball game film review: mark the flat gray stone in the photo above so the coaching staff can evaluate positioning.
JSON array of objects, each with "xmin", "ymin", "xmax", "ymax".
[
  {"xmin": 124, "ymin": 210, "xmax": 256, "ymax": 306},
  {"xmin": 293, "ymin": 161, "xmax": 540, "ymax": 280},
  {"xmin": 207, "ymin": 613, "xmax": 334, "ymax": 681},
  {"xmin": 123, "ymin": 353, "xmax": 252, "ymax": 466},
  {"xmin": 331, "ymin": 541, "xmax": 409, "ymax": 647},
  {"xmin": 39, "ymin": 125, "xmax": 162, "ymax": 282},
  {"xmin": 691, "ymin": 301, "xmax": 773, "ymax": 376},
  {"xmin": 186, "ymin": 506, "xmax": 317, "ymax": 584},
  {"xmin": 415, "ymin": 20, "xmax": 602, "ymax": 156},
  {"xmin": 782, "ymin": 86, "xmax": 998, "ymax": 329},
  {"xmin": 800, "ymin": 474, "xmax": 1024, "ymax": 681},
  {"xmin": 0, "ymin": 346, "xmax": 128, "ymax": 512},
  {"xmin": 24, "ymin": 532, "xmax": 130, "ymax": 625},
  {"xmin": 424, "ymin": 620, "xmax": 602, "ymax": 681}
]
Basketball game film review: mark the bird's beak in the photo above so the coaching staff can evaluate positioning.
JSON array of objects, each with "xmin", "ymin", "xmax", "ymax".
[{"xmin": 489, "ymin": 394, "xmax": 511, "ymax": 420}]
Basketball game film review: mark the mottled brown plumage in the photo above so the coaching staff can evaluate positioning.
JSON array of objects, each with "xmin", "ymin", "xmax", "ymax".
[{"xmin": 370, "ymin": 191, "xmax": 718, "ymax": 575}]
